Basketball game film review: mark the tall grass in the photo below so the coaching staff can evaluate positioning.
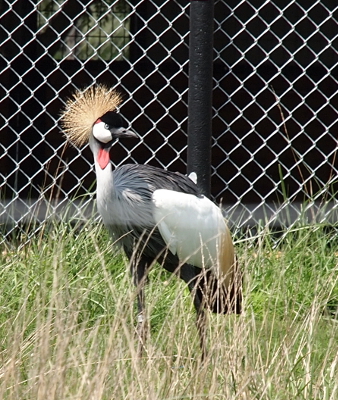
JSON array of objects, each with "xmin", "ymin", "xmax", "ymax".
[{"xmin": 1, "ymin": 221, "xmax": 338, "ymax": 399}]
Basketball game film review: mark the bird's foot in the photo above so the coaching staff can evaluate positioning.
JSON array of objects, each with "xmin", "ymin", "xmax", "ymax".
[{"xmin": 135, "ymin": 312, "xmax": 148, "ymax": 356}]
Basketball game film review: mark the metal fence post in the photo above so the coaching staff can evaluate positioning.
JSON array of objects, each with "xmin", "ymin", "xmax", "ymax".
[{"xmin": 187, "ymin": 0, "xmax": 214, "ymax": 198}]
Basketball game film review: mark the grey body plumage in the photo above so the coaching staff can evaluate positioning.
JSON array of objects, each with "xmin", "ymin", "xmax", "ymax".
[{"xmin": 97, "ymin": 163, "xmax": 200, "ymax": 266}]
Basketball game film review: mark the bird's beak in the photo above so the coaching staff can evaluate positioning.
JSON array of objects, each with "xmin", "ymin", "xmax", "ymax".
[{"xmin": 111, "ymin": 127, "xmax": 138, "ymax": 139}]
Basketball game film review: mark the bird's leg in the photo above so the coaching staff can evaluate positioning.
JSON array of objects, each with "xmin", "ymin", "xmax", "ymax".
[
  {"xmin": 135, "ymin": 276, "xmax": 148, "ymax": 353},
  {"xmin": 130, "ymin": 254, "xmax": 150, "ymax": 355},
  {"xmin": 196, "ymin": 308, "xmax": 207, "ymax": 362},
  {"xmin": 191, "ymin": 286, "xmax": 208, "ymax": 362},
  {"xmin": 179, "ymin": 264, "xmax": 208, "ymax": 361}
]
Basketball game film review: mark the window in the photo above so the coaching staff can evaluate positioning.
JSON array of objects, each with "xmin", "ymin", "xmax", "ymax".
[{"xmin": 37, "ymin": 0, "xmax": 131, "ymax": 60}]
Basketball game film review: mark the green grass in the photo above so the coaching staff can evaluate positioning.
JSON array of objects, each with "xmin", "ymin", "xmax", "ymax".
[{"xmin": 1, "ymin": 221, "xmax": 338, "ymax": 399}]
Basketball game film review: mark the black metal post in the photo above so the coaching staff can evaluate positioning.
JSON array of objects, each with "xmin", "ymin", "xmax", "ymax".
[{"xmin": 187, "ymin": 0, "xmax": 214, "ymax": 198}]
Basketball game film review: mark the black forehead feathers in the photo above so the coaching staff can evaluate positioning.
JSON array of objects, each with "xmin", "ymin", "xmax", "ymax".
[{"xmin": 100, "ymin": 111, "xmax": 123, "ymax": 127}]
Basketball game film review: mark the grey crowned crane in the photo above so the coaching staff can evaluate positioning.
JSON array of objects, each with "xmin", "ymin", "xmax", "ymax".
[{"xmin": 60, "ymin": 85, "xmax": 242, "ymax": 357}]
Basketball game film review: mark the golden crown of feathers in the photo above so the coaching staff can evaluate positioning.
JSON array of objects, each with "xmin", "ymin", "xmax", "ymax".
[{"xmin": 60, "ymin": 85, "xmax": 123, "ymax": 146}]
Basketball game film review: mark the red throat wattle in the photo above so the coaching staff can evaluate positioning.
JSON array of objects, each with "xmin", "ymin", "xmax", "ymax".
[{"xmin": 97, "ymin": 148, "xmax": 110, "ymax": 169}]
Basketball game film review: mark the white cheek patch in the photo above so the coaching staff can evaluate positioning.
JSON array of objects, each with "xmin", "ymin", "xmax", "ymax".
[{"xmin": 92, "ymin": 121, "xmax": 112, "ymax": 143}]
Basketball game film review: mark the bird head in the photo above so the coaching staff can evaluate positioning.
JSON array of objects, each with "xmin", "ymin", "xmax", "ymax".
[
  {"xmin": 92, "ymin": 111, "xmax": 137, "ymax": 143},
  {"xmin": 60, "ymin": 85, "xmax": 137, "ymax": 169}
]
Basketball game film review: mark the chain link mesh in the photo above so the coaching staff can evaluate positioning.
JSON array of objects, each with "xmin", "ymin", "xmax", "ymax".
[{"xmin": 1, "ymin": 0, "xmax": 337, "ymax": 244}]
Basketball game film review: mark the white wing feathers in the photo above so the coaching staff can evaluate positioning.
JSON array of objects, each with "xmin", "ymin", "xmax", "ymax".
[
  {"xmin": 188, "ymin": 172, "xmax": 197, "ymax": 184},
  {"xmin": 152, "ymin": 189, "xmax": 235, "ymax": 281}
]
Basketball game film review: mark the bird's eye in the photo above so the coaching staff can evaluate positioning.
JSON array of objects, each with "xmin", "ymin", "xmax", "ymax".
[{"xmin": 104, "ymin": 123, "xmax": 109, "ymax": 130}]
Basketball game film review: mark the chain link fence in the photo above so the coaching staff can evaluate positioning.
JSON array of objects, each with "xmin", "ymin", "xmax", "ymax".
[{"xmin": 1, "ymin": 0, "xmax": 337, "ymax": 244}]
